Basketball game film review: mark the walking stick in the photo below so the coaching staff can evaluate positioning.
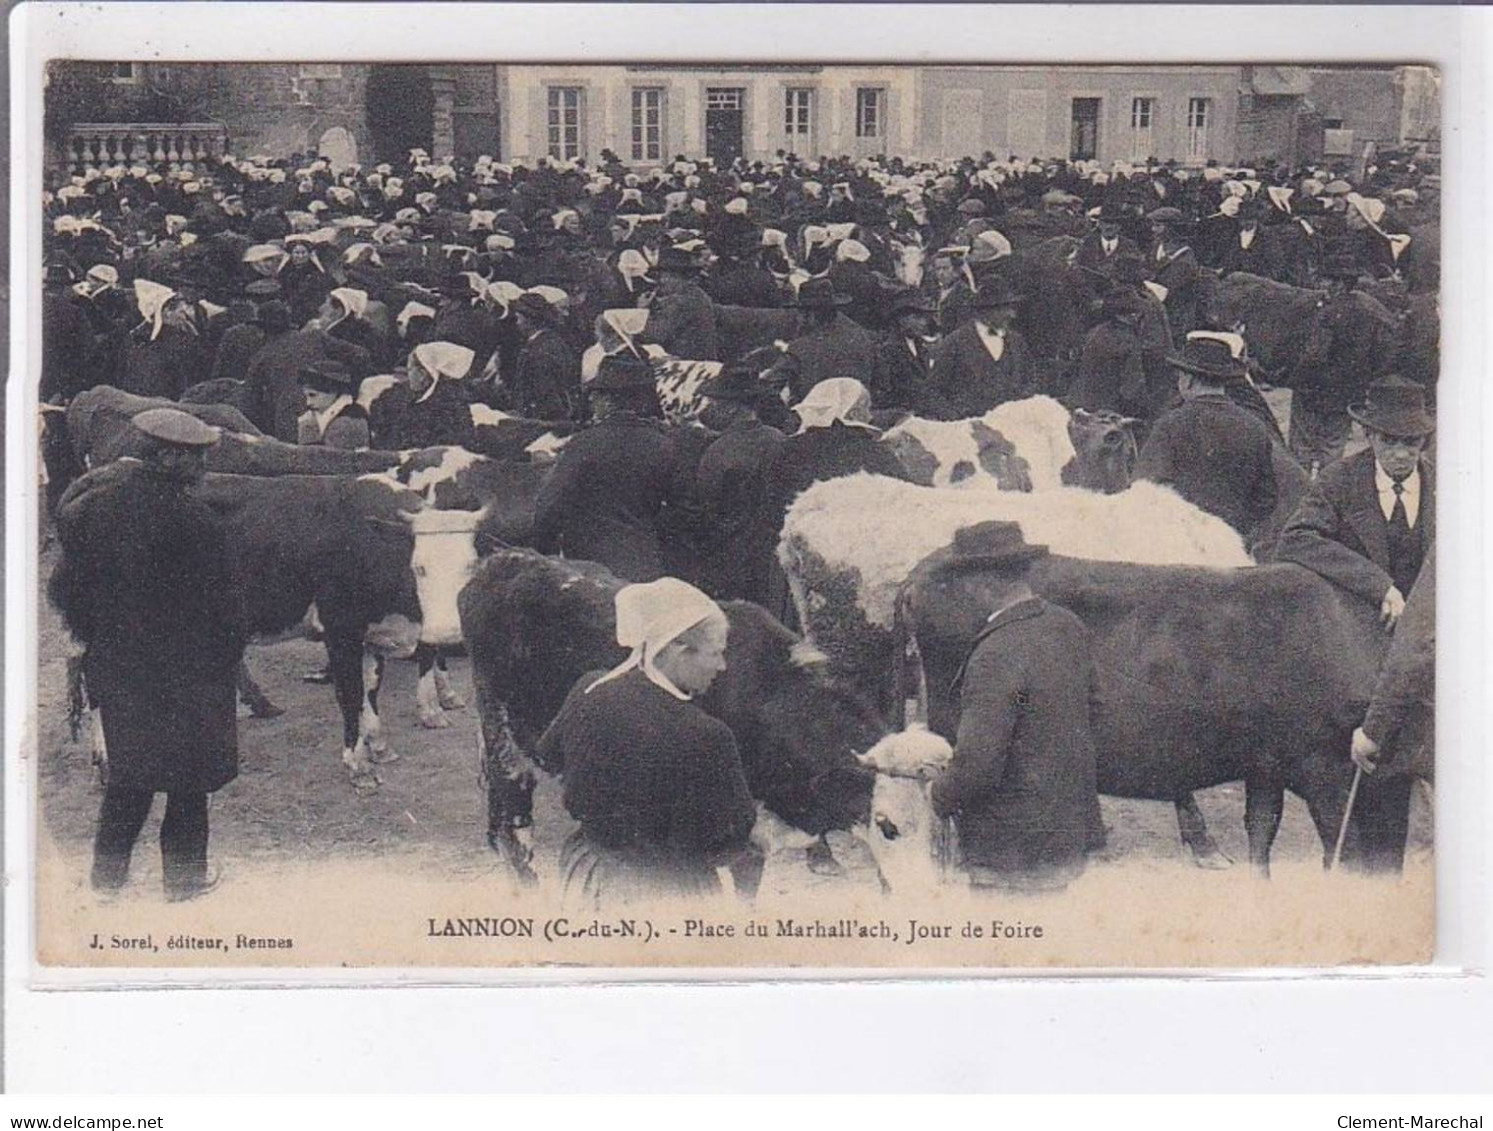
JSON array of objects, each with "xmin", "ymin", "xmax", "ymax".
[{"xmin": 1331, "ymin": 765, "xmax": 1364, "ymax": 871}]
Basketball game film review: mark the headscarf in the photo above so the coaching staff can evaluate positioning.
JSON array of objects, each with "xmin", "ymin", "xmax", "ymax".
[
  {"xmin": 411, "ymin": 341, "xmax": 475, "ymax": 402},
  {"xmin": 795, "ymin": 377, "xmax": 877, "ymax": 434},
  {"xmin": 585, "ymin": 578, "xmax": 727, "ymax": 700},
  {"xmin": 133, "ymin": 279, "xmax": 176, "ymax": 341},
  {"xmin": 327, "ymin": 287, "xmax": 369, "ymax": 326},
  {"xmin": 396, "ymin": 301, "xmax": 437, "ymax": 338}
]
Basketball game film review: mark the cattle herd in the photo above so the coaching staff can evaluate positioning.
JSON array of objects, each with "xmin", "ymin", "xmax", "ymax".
[{"xmin": 38, "ymin": 140, "xmax": 1439, "ymax": 894}]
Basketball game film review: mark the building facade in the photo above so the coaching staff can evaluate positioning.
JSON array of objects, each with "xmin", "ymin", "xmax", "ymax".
[{"xmin": 48, "ymin": 62, "xmax": 1439, "ymax": 173}]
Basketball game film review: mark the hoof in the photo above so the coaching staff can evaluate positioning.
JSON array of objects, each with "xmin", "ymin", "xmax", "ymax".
[
  {"xmin": 437, "ymin": 692, "xmax": 467, "ymax": 711},
  {"xmin": 251, "ymin": 702, "xmax": 286, "ymax": 719},
  {"xmin": 805, "ymin": 841, "xmax": 845, "ymax": 878},
  {"xmin": 349, "ymin": 769, "xmax": 380, "ymax": 795},
  {"xmin": 1190, "ymin": 845, "xmax": 1234, "ymax": 870},
  {"xmin": 370, "ymin": 745, "xmax": 401, "ymax": 765},
  {"xmin": 419, "ymin": 710, "xmax": 453, "ymax": 730}
]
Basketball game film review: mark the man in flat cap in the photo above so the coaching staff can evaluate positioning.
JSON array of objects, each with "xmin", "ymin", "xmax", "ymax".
[{"xmin": 49, "ymin": 408, "xmax": 245, "ymax": 902}]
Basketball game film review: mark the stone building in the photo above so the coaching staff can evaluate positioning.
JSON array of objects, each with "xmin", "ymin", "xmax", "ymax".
[{"xmin": 48, "ymin": 61, "xmax": 1438, "ymax": 173}]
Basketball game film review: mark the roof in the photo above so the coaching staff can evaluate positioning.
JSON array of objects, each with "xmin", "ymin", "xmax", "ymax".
[{"xmin": 1250, "ymin": 66, "xmax": 1313, "ymax": 97}]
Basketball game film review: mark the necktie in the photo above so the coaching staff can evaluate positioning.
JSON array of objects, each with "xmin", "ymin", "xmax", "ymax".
[{"xmin": 1389, "ymin": 481, "xmax": 1411, "ymax": 537}]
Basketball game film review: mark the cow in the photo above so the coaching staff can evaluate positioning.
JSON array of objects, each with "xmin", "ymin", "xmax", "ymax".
[
  {"xmin": 713, "ymin": 304, "xmax": 802, "ymax": 363},
  {"xmin": 650, "ymin": 343, "xmax": 786, "ymax": 428},
  {"xmin": 777, "ymin": 472, "xmax": 1256, "ymax": 867},
  {"xmin": 467, "ymin": 404, "xmax": 577, "ymax": 462},
  {"xmin": 899, "ymin": 552, "xmax": 1390, "ymax": 875},
  {"xmin": 881, "ymin": 396, "xmax": 1136, "ymax": 493},
  {"xmin": 457, "ymin": 548, "xmax": 938, "ymax": 887},
  {"xmin": 181, "ymin": 376, "xmax": 257, "ymax": 419}
]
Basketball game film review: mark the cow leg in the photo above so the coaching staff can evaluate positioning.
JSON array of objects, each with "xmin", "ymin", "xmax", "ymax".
[
  {"xmin": 361, "ymin": 652, "xmax": 397, "ymax": 764},
  {"xmin": 237, "ymin": 659, "xmax": 284, "ymax": 719},
  {"xmin": 433, "ymin": 650, "xmax": 466, "ymax": 711},
  {"xmin": 1174, "ymin": 792, "xmax": 1232, "ymax": 869},
  {"xmin": 326, "ymin": 629, "xmax": 378, "ymax": 794},
  {"xmin": 477, "ymin": 704, "xmax": 538, "ymax": 886},
  {"xmin": 1243, "ymin": 773, "xmax": 1286, "ymax": 878},
  {"xmin": 414, "ymin": 644, "xmax": 452, "ymax": 729}
]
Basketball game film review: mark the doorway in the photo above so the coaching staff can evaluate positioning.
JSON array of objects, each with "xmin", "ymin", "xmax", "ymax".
[
  {"xmin": 705, "ymin": 87, "xmax": 745, "ymax": 164},
  {"xmin": 366, "ymin": 65, "xmax": 435, "ymax": 165},
  {"xmin": 1070, "ymin": 97, "xmax": 1100, "ymax": 161}
]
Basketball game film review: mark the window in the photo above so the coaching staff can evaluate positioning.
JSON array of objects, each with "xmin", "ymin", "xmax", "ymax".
[
  {"xmin": 856, "ymin": 88, "xmax": 884, "ymax": 139},
  {"xmin": 631, "ymin": 87, "xmax": 664, "ymax": 162},
  {"xmin": 1130, "ymin": 96, "xmax": 1156, "ymax": 160},
  {"xmin": 107, "ymin": 63, "xmax": 140, "ymax": 84},
  {"xmin": 785, "ymin": 88, "xmax": 813, "ymax": 141},
  {"xmin": 1187, "ymin": 97, "xmax": 1211, "ymax": 160},
  {"xmin": 547, "ymin": 86, "xmax": 583, "ymax": 160},
  {"xmin": 1070, "ymin": 97, "xmax": 1100, "ymax": 160}
]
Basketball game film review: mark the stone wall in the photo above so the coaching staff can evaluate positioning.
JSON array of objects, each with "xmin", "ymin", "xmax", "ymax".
[{"xmin": 208, "ymin": 64, "xmax": 373, "ymax": 166}]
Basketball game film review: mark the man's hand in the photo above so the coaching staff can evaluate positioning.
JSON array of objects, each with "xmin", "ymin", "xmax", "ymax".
[
  {"xmin": 1380, "ymin": 585, "xmax": 1406, "ymax": 628},
  {"xmin": 1351, "ymin": 727, "xmax": 1381, "ymax": 775}
]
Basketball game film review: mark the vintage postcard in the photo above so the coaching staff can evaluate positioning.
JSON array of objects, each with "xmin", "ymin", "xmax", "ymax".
[{"xmin": 26, "ymin": 52, "xmax": 1440, "ymax": 974}]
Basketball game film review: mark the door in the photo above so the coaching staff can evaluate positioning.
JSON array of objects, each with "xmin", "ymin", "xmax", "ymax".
[
  {"xmin": 705, "ymin": 87, "xmax": 745, "ymax": 164},
  {"xmin": 1070, "ymin": 97, "xmax": 1100, "ymax": 160}
]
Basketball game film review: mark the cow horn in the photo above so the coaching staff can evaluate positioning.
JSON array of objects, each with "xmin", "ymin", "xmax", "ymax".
[{"xmin": 396, "ymin": 509, "xmax": 422, "ymax": 524}]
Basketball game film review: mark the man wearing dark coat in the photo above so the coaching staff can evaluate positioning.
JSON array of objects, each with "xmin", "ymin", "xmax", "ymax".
[
  {"xmin": 208, "ymin": 282, "xmax": 279, "ymax": 385},
  {"xmin": 1135, "ymin": 334, "xmax": 1279, "ymax": 538},
  {"xmin": 871, "ymin": 290, "xmax": 945, "ymax": 416},
  {"xmin": 1147, "ymin": 208, "xmax": 1203, "ymax": 342},
  {"xmin": 928, "ymin": 278, "xmax": 1032, "ymax": 419},
  {"xmin": 1071, "ymin": 200, "xmax": 1141, "ymax": 286},
  {"xmin": 506, "ymin": 292, "xmax": 582, "ymax": 421},
  {"xmin": 641, "ymin": 245, "xmax": 720, "ymax": 360},
  {"xmin": 692, "ymin": 361, "xmax": 787, "ymax": 604},
  {"xmin": 531, "ymin": 356, "xmax": 685, "ymax": 582},
  {"xmin": 49, "ymin": 409, "xmax": 244, "ymax": 901},
  {"xmin": 243, "ymin": 307, "xmax": 372, "ymax": 441},
  {"xmin": 929, "ymin": 522, "xmax": 1103, "ymax": 891},
  {"xmin": 768, "ymin": 277, "xmax": 880, "ymax": 405},
  {"xmin": 1276, "ymin": 376, "xmax": 1435, "ymax": 873}
]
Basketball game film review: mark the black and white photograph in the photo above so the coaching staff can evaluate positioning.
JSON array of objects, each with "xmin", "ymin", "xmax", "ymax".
[{"xmin": 27, "ymin": 55, "xmax": 1441, "ymax": 970}]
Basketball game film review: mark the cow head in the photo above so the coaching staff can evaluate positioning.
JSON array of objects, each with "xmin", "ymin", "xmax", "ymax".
[
  {"xmin": 855, "ymin": 724, "xmax": 954, "ymax": 780},
  {"xmin": 400, "ymin": 505, "xmax": 489, "ymax": 646},
  {"xmin": 1062, "ymin": 408, "xmax": 1137, "ymax": 494}
]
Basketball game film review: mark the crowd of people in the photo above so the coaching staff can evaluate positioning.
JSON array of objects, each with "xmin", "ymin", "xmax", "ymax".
[{"xmin": 42, "ymin": 141, "xmax": 1438, "ymax": 902}]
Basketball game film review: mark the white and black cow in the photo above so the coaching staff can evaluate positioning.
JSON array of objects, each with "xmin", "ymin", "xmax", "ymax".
[
  {"xmin": 777, "ymin": 472, "xmax": 1256, "ymax": 867},
  {"xmin": 456, "ymin": 548, "xmax": 939, "ymax": 887},
  {"xmin": 881, "ymin": 396, "xmax": 1137, "ymax": 493}
]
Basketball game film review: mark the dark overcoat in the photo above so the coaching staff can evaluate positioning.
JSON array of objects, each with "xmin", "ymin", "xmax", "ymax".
[
  {"xmin": 694, "ymin": 421, "xmax": 786, "ymax": 603},
  {"xmin": 121, "ymin": 324, "xmax": 213, "ymax": 402},
  {"xmin": 927, "ymin": 323, "xmax": 1032, "ymax": 418},
  {"xmin": 243, "ymin": 328, "xmax": 372, "ymax": 441},
  {"xmin": 1275, "ymin": 448, "xmax": 1435, "ymax": 604},
  {"xmin": 209, "ymin": 321, "xmax": 268, "ymax": 386},
  {"xmin": 1151, "ymin": 245, "xmax": 1203, "ymax": 340},
  {"xmin": 531, "ymin": 411, "xmax": 683, "ymax": 582},
  {"xmin": 774, "ymin": 313, "xmax": 880, "ymax": 404},
  {"xmin": 930, "ymin": 596, "xmax": 1102, "ymax": 880},
  {"xmin": 49, "ymin": 460, "xmax": 244, "ymax": 794},
  {"xmin": 507, "ymin": 327, "xmax": 581, "ymax": 421},
  {"xmin": 1135, "ymin": 393, "xmax": 1279, "ymax": 537},
  {"xmin": 401, "ymin": 378, "xmax": 476, "ymax": 451}
]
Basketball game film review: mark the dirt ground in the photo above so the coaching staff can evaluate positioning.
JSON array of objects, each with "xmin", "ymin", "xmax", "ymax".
[{"xmin": 32, "ymin": 526, "xmax": 1431, "ymax": 905}]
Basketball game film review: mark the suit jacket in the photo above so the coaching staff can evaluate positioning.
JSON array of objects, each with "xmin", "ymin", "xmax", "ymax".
[
  {"xmin": 774, "ymin": 313, "xmax": 880, "ymax": 405},
  {"xmin": 1151, "ymin": 245, "xmax": 1202, "ymax": 340},
  {"xmin": 930, "ymin": 597, "xmax": 1103, "ymax": 879},
  {"xmin": 508, "ymin": 328, "xmax": 581, "ymax": 421},
  {"xmin": 929, "ymin": 323, "xmax": 1032, "ymax": 418},
  {"xmin": 1069, "ymin": 321, "xmax": 1150, "ymax": 418},
  {"xmin": 1275, "ymin": 448, "xmax": 1435, "ymax": 604},
  {"xmin": 871, "ymin": 332, "xmax": 946, "ymax": 417},
  {"xmin": 1362, "ymin": 542, "xmax": 1435, "ymax": 775},
  {"xmin": 1136, "ymin": 394, "xmax": 1279, "ymax": 537}
]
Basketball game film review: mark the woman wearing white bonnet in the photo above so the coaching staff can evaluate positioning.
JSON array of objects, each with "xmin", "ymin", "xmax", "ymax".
[{"xmin": 536, "ymin": 577, "xmax": 755, "ymax": 908}]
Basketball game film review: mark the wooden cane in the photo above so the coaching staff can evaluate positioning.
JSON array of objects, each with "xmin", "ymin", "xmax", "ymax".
[{"xmin": 1331, "ymin": 765, "xmax": 1364, "ymax": 871}]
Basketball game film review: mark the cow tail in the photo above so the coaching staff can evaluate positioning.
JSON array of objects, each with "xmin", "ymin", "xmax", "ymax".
[{"xmin": 66, "ymin": 654, "xmax": 87, "ymax": 742}]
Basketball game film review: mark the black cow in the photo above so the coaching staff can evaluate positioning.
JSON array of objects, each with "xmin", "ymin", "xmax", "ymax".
[
  {"xmin": 457, "ymin": 549, "xmax": 887, "ymax": 883},
  {"xmin": 900, "ymin": 553, "xmax": 1390, "ymax": 875}
]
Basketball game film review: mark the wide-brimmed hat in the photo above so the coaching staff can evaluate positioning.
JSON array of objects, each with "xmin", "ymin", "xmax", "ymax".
[
  {"xmin": 133, "ymin": 407, "xmax": 221, "ymax": 448},
  {"xmin": 1348, "ymin": 375, "xmax": 1434, "ymax": 437},
  {"xmin": 590, "ymin": 354, "xmax": 657, "ymax": 394},
  {"xmin": 704, "ymin": 360, "xmax": 780, "ymax": 405},
  {"xmin": 793, "ymin": 276, "xmax": 852, "ymax": 310},
  {"xmin": 970, "ymin": 276, "xmax": 1024, "ymax": 310},
  {"xmin": 299, "ymin": 360, "xmax": 355, "ymax": 394},
  {"xmin": 510, "ymin": 291, "xmax": 561, "ymax": 325},
  {"xmin": 947, "ymin": 520, "xmax": 1049, "ymax": 571},
  {"xmin": 654, "ymin": 244, "xmax": 703, "ymax": 274},
  {"xmin": 1167, "ymin": 334, "xmax": 1247, "ymax": 381},
  {"xmin": 1147, "ymin": 206, "xmax": 1185, "ymax": 225}
]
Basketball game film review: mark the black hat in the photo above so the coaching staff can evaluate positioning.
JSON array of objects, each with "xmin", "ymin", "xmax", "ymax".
[
  {"xmin": 705, "ymin": 359, "xmax": 780, "ymax": 405},
  {"xmin": 885, "ymin": 289, "xmax": 938, "ymax": 319},
  {"xmin": 590, "ymin": 354, "xmax": 657, "ymax": 394},
  {"xmin": 655, "ymin": 244, "xmax": 703, "ymax": 274},
  {"xmin": 299, "ymin": 360, "xmax": 355, "ymax": 394},
  {"xmin": 254, "ymin": 299, "xmax": 293, "ymax": 331},
  {"xmin": 1166, "ymin": 335, "xmax": 1247, "ymax": 382},
  {"xmin": 793, "ymin": 276, "xmax": 852, "ymax": 310},
  {"xmin": 1147, "ymin": 206, "xmax": 1185, "ymax": 225},
  {"xmin": 970, "ymin": 276, "xmax": 1025, "ymax": 310},
  {"xmin": 1348, "ymin": 375, "xmax": 1434, "ymax": 437},
  {"xmin": 511, "ymin": 291, "xmax": 561, "ymax": 325},
  {"xmin": 947, "ymin": 520, "xmax": 1049, "ymax": 570}
]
